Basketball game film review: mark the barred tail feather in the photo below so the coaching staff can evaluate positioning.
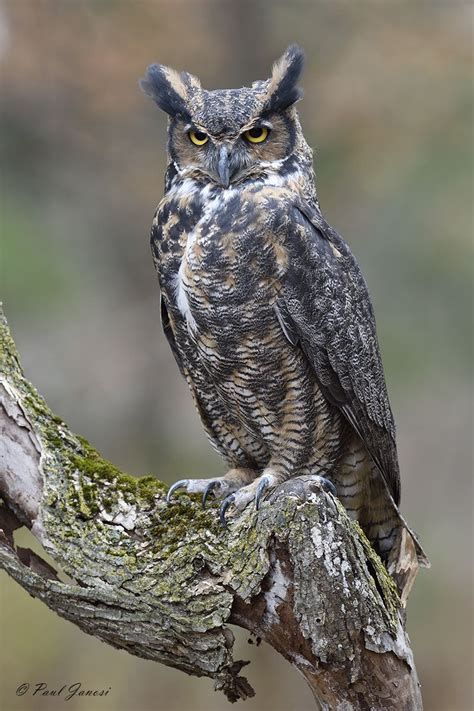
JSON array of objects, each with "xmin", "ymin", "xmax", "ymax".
[{"xmin": 388, "ymin": 521, "xmax": 430, "ymax": 606}]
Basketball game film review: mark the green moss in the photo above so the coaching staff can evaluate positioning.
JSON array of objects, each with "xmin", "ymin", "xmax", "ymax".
[
  {"xmin": 0, "ymin": 307, "xmax": 23, "ymax": 378},
  {"xmin": 352, "ymin": 520, "xmax": 400, "ymax": 632},
  {"xmin": 150, "ymin": 494, "xmax": 221, "ymax": 555},
  {"xmin": 138, "ymin": 475, "xmax": 167, "ymax": 500},
  {"xmin": 70, "ymin": 450, "xmax": 123, "ymax": 484},
  {"xmin": 80, "ymin": 480, "xmax": 101, "ymax": 515},
  {"xmin": 75, "ymin": 483, "xmax": 96, "ymax": 518}
]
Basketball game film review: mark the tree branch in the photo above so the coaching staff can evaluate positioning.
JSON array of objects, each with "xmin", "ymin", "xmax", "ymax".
[{"xmin": 0, "ymin": 305, "xmax": 422, "ymax": 708}]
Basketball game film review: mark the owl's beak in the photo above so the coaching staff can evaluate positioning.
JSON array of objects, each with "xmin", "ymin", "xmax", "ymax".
[{"xmin": 217, "ymin": 145, "xmax": 231, "ymax": 188}]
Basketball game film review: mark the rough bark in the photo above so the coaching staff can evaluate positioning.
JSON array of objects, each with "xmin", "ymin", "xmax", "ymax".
[{"xmin": 0, "ymin": 305, "xmax": 422, "ymax": 709}]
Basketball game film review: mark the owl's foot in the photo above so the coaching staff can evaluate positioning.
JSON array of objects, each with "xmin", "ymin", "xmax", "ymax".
[
  {"xmin": 166, "ymin": 468, "xmax": 257, "ymax": 506},
  {"xmin": 219, "ymin": 473, "xmax": 272, "ymax": 528},
  {"xmin": 219, "ymin": 472, "xmax": 336, "ymax": 528}
]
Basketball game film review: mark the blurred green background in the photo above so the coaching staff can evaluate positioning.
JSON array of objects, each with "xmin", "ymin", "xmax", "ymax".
[{"xmin": 0, "ymin": 1, "xmax": 472, "ymax": 710}]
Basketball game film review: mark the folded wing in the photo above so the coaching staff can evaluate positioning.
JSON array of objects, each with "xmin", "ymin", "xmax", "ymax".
[{"xmin": 276, "ymin": 202, "xmax": 401, "ymax": 505}]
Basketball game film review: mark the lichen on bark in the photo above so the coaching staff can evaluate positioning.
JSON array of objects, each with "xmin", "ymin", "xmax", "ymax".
[{"xmin": 0, "ymin": 305, "xmax": 423, "ymax": 708}]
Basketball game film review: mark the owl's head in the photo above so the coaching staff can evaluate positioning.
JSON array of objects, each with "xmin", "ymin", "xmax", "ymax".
[{"xmin": 140, "ymin": 45, "xmax": 308, "ymax": 187}]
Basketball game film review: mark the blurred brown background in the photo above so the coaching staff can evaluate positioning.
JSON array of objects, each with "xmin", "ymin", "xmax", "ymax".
[{"xmin": 0, "ymin": 1, "xmax": 472, "ymax": 710}]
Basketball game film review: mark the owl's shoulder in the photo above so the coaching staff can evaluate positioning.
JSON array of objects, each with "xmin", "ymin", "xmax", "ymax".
[
  {"xmin": 157, "ymin": 178, "xmax": 206, "ymax": 222},
  {"xmin": 152, "ymin": 179, "xmax": 206, "ymax": 257}
]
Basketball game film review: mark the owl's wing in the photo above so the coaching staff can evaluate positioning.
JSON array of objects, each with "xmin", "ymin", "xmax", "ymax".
[
  {"xmin": 160, "ymin": 296, "xmax": 186, "ymax": 378},
  {"xmin": 276, "ymin": 201, "xmax": 401, "ymax": 505}
]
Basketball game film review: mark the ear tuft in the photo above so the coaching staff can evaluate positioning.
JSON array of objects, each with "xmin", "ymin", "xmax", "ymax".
[
  {"xmin": 140, "ymin": 64, "xmax": 199, "ymax": 119},
  {"xmin": 263, "ymin": 44, "xmax": 305, "ymax": 114}
]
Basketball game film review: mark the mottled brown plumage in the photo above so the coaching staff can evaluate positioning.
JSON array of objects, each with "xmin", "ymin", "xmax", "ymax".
[{"xmin": 141, "ymin": 45, "xmax": 428, "ymax": 601}]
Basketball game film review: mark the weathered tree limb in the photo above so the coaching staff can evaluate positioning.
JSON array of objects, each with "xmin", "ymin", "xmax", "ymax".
[{"xmin": 0, "ymin": 305, "xmax": 422, "ymax": 709}]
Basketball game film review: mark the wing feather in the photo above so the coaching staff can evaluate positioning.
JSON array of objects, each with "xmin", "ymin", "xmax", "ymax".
[
  {"xmin": 278, "ymin": 202, "xmax": 401, "ymax": 504},
  {"xmin": 160, "ymin": 295, "xmax": 186, "ymax": 377}
]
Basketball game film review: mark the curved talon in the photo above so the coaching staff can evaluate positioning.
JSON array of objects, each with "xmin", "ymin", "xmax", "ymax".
[
  {"xmin": 219, "ymin": 494, "xmax": 235, "ymax": 529},
  {"xmin": 202, "ymin": 480, "xmax": 219, "ymax": 509},
  {"xmin": 318, "ymin": 476, "xmax": 337, "ymax": 496},
  {"xmin": 166, "ymin": 479, "xmax": 189, "ymax": 504},
  {"xmin": 255, "ymin": 476, "xmax": 270, "ymax": 511}
]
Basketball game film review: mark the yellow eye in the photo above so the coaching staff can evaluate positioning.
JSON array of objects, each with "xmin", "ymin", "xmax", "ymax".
[
  {"xmin": 189, "ymin": 130, "xmax": 209, "ymax": 146},
  {"xmin": 243, "ymin": 126, "xmax": 269, "ymax": 144}
]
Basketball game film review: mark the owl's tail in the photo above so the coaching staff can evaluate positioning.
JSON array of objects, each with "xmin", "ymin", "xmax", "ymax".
[
  {"xmin": 360, "ymin": 461, "xmax": 430, "ymax": 605},
  {"xmin": 386, "ymin": 517, "xmax": 430, "ymax": 606},
  {"xmin": 336, "ymin": 446, "xmax": 429, "ymax": 604}
]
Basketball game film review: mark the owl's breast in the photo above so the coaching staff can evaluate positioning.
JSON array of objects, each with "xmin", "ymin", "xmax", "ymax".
[
  {"xmin": 168, "ymin": 185, "xmax": 295, "ymax": 384},
  {"xmin": 155, "ymin": 180, "xmax": 298, "ymax": 380},
  {"xmin": 184, "ymin": 186, "xmax": 290, "ymax": 312}
]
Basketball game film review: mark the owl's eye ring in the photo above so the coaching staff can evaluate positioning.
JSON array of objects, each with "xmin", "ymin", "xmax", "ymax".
[
  {"xmin": 189, "ymin": 130, "xmax": 209, "ymax": 146},
  {"xmin": 243, "ymin": 126, "xmax": 270, "ymax": 144}
]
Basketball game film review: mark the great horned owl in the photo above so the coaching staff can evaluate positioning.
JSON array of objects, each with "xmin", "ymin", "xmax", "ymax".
[{"xmin": 140, "ymin": 45, "xmax": 428, "ymax": 601}]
